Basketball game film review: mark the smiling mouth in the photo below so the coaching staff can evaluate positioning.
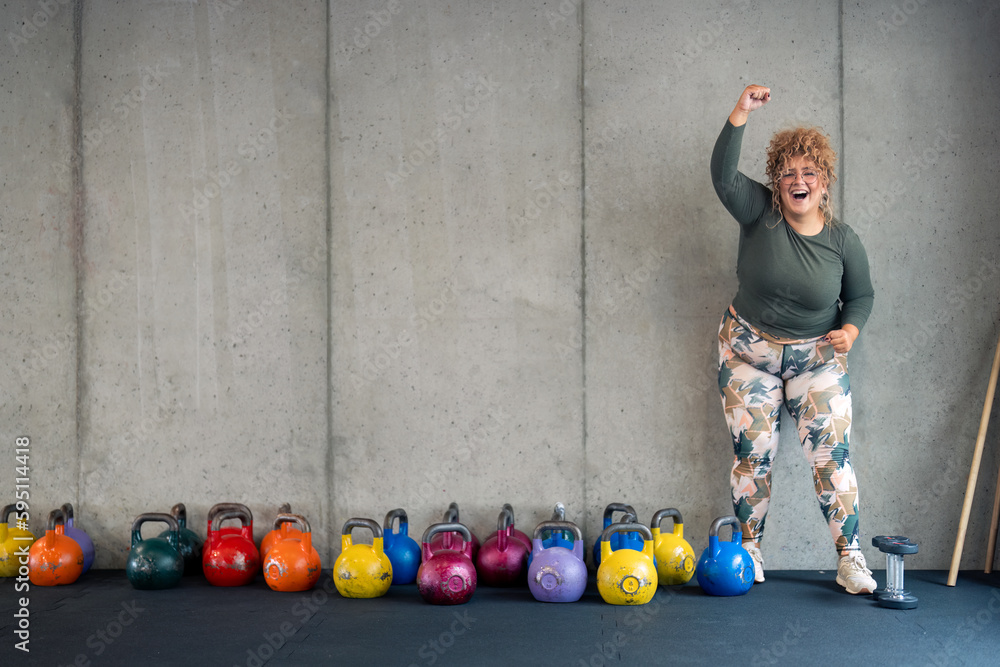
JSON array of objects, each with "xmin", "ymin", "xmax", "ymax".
[{"xmin": 791, "ymin": 191, "xmax": 808, "ymax": 201}]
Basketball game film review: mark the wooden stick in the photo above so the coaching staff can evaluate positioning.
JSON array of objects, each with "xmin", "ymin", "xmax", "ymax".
[
  {"xmin": 986, "ymin": 459, "xmax": 1000, "ymax": 573},
  {"xmin": 948, "ymin": 328, "xmax": 1000, "ymax": 586}
]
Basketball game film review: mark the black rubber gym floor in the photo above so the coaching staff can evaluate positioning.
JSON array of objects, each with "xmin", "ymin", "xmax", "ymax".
[{"xmin": 2, "ymin": 569, "xmax": 997, "ymax": 666}]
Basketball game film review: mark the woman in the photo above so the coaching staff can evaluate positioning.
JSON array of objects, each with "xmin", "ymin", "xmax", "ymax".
[{"xmin": 710, "ymin": 84, "xmax": 876, "ymax": 594}]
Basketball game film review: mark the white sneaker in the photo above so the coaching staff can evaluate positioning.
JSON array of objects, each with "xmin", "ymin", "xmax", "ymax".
[
  {"xmin": 743, "ymin": 543, "xmax": 765, "ymax": 583},
  {"xmin": 836, "ymin": 551, "xmax": 876, "ymax": 594}
]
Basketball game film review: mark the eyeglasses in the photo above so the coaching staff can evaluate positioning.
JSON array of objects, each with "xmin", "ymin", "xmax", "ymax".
[{"xmin": 779, "ymin": 170, "xmax": 819, "ymax": 185}]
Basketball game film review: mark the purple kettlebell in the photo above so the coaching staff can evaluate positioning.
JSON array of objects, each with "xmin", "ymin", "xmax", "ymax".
[
  {"xmin": 61, "ymin": 503, "xmax": 95, "ymax": 574},
  {"xmin": 528, "ymin": 520, "xmax": 587, "ymax": 603}
]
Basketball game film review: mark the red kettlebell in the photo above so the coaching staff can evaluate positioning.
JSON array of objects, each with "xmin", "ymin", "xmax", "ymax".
[
  {"xmin": 263, "ymin": 513, "xmax": 321, "ymax": 592},
  {"xmin": 261, "ymin": 504, "xmax": 302, "ymax": 560},
  {"xmin": 418, "ymin": 522, "xmax": 477, "ymax": 605},
  {"xmin": 206, "ymin": 503, "xmax": 251, "ymax": 543},
  {"xmin": 476, "ymin": 506, "xmax": 529, "ymax": 586},
  {"xmin": 203, "ymin": 506, "xmax": 259, "ymax": 586},
  {"xmin": 501, "ymin": 503, "xmax": 533, "ymax": 552},
  {"xmin": 428, "ymin": 503, "xmax": 480, "ymax": 559},
  {"xmin": 28, "ymin": 509, "xmax": 84, "ymax": 586}
]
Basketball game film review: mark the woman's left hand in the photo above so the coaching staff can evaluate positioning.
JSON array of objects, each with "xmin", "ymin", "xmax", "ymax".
[{"xmin": 825, "ymin": 325, "xmax": 859, "ymax": 353}]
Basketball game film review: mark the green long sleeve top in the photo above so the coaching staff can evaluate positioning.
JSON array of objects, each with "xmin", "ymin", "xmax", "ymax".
[{"xmin": 711, "ymin": 120, "xmax": 874, "ymax": 339}]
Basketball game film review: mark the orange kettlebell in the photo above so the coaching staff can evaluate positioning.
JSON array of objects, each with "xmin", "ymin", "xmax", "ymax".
[
  {"xmin": 263, "ymin": 513, "xmax": 321, "ymax": 592},
  {"xmin": 29, "ymin": 509, "xmax": 84, "ymax": 586},
  {"xmin": 260, "ymin": 504, "xmax": 302, "ymax": 560}
]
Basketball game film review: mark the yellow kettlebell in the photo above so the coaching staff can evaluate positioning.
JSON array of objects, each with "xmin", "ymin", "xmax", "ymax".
[
  {"xmin": 1, "ymin": 504, "xmax": 36, "ymax": 577},
  {"xmin": 650, "ymin": 508, "xmax": 696, "ymax": 585},
  {"xmin": 597, "ymin": 521, "xmax": 657, "ymax": 605},
  {"xmin": 333, "ymin": 518, "xmax": 392, "ymax": 599}
]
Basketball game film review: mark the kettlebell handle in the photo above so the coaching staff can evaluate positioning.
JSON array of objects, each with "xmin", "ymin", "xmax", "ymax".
[
  {"xmin": 60, "ymin": 503, "xmax": 76, "ymax": 523},
  {"xmin": 208, "ymin": 502, "xmax": 248, "ymax": 521},
  {"xmin": 532, "ymin": 520, "xmax": 582, "ymax": 542},
  {"xmin": 708, "ymin": 515, "xmax": 742, "ymax": 542},
  {"xmin": 132, "ymin": 512, "xmax": 180, "ymax": 549},
  {"xmin": 2, "ymin": 504, "xmax": 17, "ymax": 525},
  {"xmin": 421, "ymin": 521, "xmax": 472, "ymax": 546},
  {"xmin": 383, "ymin": 508, "xmax": 408, "ymax": 533},
  {"xmin": 170, "ymin": 503, "xmax": 188, "ymax": 526},
  {"xmin": 550, "ymin": 503, "xmax": 566, "ymax": 522},
  {"xmin": 443, "ymin": 502, "xmax": 461, "ymax": 523},
  {"xmin": 651, "ymin": 508, "xmax": 684, "ymax": 531},
  {"xmin": 496, "ymin": 506, "xmax": 514, "ymax": 533},
  {"xmin": 273, "ymin": 512, "xmax": 311, "ymax": 534},
  {"xmin": 47, "ymin": 508, "xmax": 66, "ymax": 531},
  {"xmin": 600, "ymin": 521, "xmax": 653, "ymax": 544},
  {"xmin": 603, "ymin": 503, "xmax": 637, "ymax": 522},
  {"xmin": 211, "ymin": 507, "xmax": 252, "ymax": 532},
  {"xmin": 342, "ymin": 517, "xmax": 383, "ymax": 539}
]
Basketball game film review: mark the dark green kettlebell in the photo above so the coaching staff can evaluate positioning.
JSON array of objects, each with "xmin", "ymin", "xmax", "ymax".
[
  {"xmin": 158, "ymin": 503, "xmax": 203, "ymax": 575},
  {"xmin": 127, "ymin": 513, "xmax": 184, "ymax": 590}
]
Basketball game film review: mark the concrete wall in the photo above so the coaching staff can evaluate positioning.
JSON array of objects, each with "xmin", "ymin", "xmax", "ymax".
[{"xmin": 3, "ymin": 0, "xmax": 998, "ymax": 571}]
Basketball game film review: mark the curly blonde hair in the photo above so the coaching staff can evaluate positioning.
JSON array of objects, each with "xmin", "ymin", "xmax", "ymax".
[{"xmin": 765, "ymin": 127, "xmax": 837, "ymax": 226}]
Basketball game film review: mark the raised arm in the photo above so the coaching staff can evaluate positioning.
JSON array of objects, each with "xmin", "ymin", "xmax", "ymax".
[{"xmin": 711, "ymin": 85, "xmax": 773, "ymax": 226}]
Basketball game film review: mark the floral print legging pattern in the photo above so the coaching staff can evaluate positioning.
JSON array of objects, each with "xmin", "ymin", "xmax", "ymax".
[{"xmin": 717, "ymin": 308, "xmax": 861, "ymax": 555}]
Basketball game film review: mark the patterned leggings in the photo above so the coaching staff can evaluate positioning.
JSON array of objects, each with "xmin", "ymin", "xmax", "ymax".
[{"xmin": 717, "ymin": 307, "xmax": 861, "ymax": 555}]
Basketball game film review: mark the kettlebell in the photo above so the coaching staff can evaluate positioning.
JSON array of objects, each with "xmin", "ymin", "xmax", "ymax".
[
  {"xmin": 592, "ymin": 503, "xmax": 639, "ymax": 567},
  {"xmin": 1, "ymin": 504, "xmax": 36, "ymax": 577},
  {"xmin": 206, "ymin": 502, "xmax": 253, "ymax": 543},
  {"xmin": 596, "ymin": 522, "xmax": 657, "ymax": 605},
  {"xmin": 126, "ymin": 513, "xmax": 184, "ymax": 590},
  {"xmin": 264, "ymin": 513, "xmax": 321, "ymax": 592},
  {"xmin": 418, "ymin": 522, "xmax": 477, "ymax": 605},
  {"xmin": 696, "ymin": 515, "xmax": 754, "ymax": 596},
  {"xmin": 382, "ymin": 508, "xmax": 420, "ymax": 585},
  {"xmin": 333, "ymin": 518, "xmax": 392, "ymax": 598},
  {"xmin": 203, "ymin": 506, "xmax": 260, "ymax": 586},
  {"xmin": 260, "ymin": 503, "xmax": 299, "ymax": 559},
  {"xmin": 501, "ymin": 503, "xmax": 533, "ymax": 552},
  {"xmin": 528, "ymin": 504, "xmax": 573, "ymax": 567},
  {"xmin": 428, "ymin": 503, "xmax": 480, "ymax": 559},
  {"xmin": 650, "ymin": 508, "xmax": 696, "ymax": 585},
  {"xmin": 59, "ymin": 503, "xmax": 95, "ymax": 574},
  {"xmin": 157, "ymin": 503, "xmax": 204, "ymax": 576},
  {"xmin": 28, "ymin": 509, "xmax": 84, "ymax": 586},
  {"xmin": 476, "ymin": 506, "xmax": 529, "ymax": 586},
  {"xmin": 527, "ymin": 520, "xmax": 587, "ymax": 603}
]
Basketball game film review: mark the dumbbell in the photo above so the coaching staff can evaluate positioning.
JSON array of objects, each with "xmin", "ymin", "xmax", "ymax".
[{"xmin": 872, "ymin": 535, "xmax": 918, "ymax": 610}]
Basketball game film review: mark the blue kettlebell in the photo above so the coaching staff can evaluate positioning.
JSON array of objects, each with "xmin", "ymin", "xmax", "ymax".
[
  {"xmin": 696, "ymin": 516, "xmax": 754, "ymax": 596},
  {"xmin": 528, "ymin": 504, "xmax": 574, "ymax": 567},
  {"xmin": 592, "ymin": 503, "xmax": 640, "ymax": 568},
  {"xmin": 383, "ymin": 508, "xmax": 420, "ymax": 585}
]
